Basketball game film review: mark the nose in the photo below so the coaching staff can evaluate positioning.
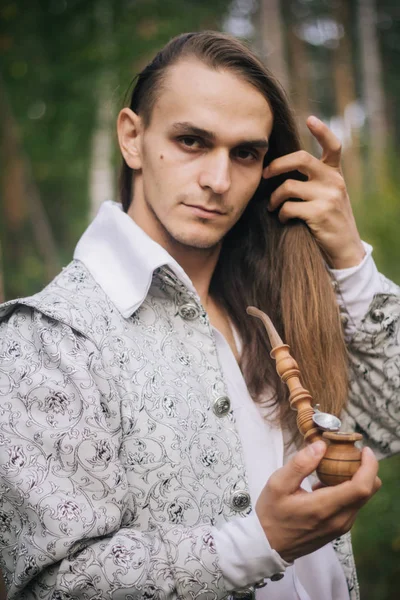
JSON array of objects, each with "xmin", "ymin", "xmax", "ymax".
[{"xmin": 199, "ymin": 150, "xmax": 231, "ymax": 195}]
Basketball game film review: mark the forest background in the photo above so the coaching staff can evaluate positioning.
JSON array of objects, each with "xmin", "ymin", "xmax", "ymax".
[{"xmin": 0, "ymin": 0, "xmax": 399, "ymax": 598}]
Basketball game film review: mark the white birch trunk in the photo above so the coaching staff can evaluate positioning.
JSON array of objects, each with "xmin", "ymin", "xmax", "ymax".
[
  {"xmin": 89, "ymin": 0, "xmax": 116, "ymax": 220},
  {"xmin": 358, "ymin": 0, "xmax": 388, "ymax": 184},
  {"xmin": 89, "ymin": 76, "xmax": 115, "ymax": 220},
  {"xmin": 258, "ymin": 0, "xmax": 290, "ymax": 91}
]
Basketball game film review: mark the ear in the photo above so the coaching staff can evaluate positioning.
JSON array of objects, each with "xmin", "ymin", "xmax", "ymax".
[{"xmin": 117, "ymin": 108, "xmax": 143, "ymax": 170}]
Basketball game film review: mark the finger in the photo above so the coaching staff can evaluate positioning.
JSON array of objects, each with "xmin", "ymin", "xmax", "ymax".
[
  {"xmin": 276, "ymin": 198, "xmax": 317, "ymax": 225},
  {"xmin": 306, "ymin": 116, "xmax": 342, "ymax": 168},
  {"xmin": 347, "ymin": 446, "xmax": 381, "ymax": 505},
  {"xmin": 312, "ymin": 481, "xmax": 326, "ymax": 492},
  {"xmin": 263, "ymin": 150, "xmax": 323, "ymax": 180},
  {"xmin": 311, "ymin": 446, "xmax": 380, "ymax": 514},
  {"xmin": 270, "ymin": 441, "xmax": 327, "ymax": 496},
  {"xmin": 268, "ymin": 179, "xmax": 325, "ymax": 212}
]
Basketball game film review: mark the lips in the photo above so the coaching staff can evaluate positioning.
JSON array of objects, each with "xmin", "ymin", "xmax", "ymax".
[{"xmin": 184, "ymin": 204, "xmax": 225, "ymax": 215}]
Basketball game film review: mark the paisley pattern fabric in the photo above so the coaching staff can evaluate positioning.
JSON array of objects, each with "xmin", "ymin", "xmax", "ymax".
[
  {"xmin": 0, "ymin": 261, "xmax": 399, "ymax": 599},
  {"xmin": 346, "ymin": 275, "xmax": 400, "ymax": 458},
  {"xmin": 0, "ymin": 262, "xmax": 249, "ymax": 599}
]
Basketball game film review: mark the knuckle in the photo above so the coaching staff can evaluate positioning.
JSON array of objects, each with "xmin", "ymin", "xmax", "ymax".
[
  {"xmin": 310, "ymin": 506, "xmax": 326, "ymax": 524},
  {"xmin": 326, "ymin": 194, "xmax": 340, "ymax": 211},
  {"xmin": 292, "ymin": 455, "xmax": 308, "ymax": 475},
  {"xmin": 318, "ymin": 505, "xmax": 331, "ymax": 521},
  {"xmin": 267, "ymin": 473, "xmax": 282, "ymax": 495},
  {"xmin": 333, "ymin": 174, "xmax": 346, "ymax": 192},
  {"xmin": 298, "ymin": 150, "xmax": 311, "ymax": 165},
  {"xmin": 332, "ymin": 515, "xmax": 351, "ymax": 536},
  {"xmin": 312, "ymin": 203, "xmax": 326, "ymax": 222},
  {"xmin": 356, "ymin": 484, "xmax": 372, "ymax": 501},
  {"xmin": 282, "ymin": 179, "xmax": 293, "ymax": 195},
  {"xmin": 304, "ymin": 503, "xmax": 328, "ymax": 529},
  {"xmin": 278, "ymin": 204, "xmax": 291, "ymax": 222}
]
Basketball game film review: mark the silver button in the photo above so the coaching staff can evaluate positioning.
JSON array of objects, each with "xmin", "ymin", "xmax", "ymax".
[
  {"xmin": 212, "ymin": 396, "xmax": 230, "ymax": 417},
  {"xmin": 270, "ymin": 573, "xmax": 284, "ymax": 582},
  {"xmin": 178, "ymin": 302, "xmax": 200, "ymax": 321},
  {"xmin": 231, "ymin": 490, "xmax": 251, "ymax": 511},
  {"xmin": 331, "ymin": 279, "xmax": 339, "ymax": 291},
  {"xmin": 371, "ymin": 309, "xmax": 384, "ymax": 323},
  {"xmin": 340, "ymin": 313, "xmax": 349, "ymax": 326}
]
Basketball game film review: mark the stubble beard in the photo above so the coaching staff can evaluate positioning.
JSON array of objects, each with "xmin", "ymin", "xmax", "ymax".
[
  {"xmin": 148, "ymin": 199, "xmax": 225, "ymax": 253},
  {"xmin": 163, "ymin": 219, "xmax": 223, "ymax": 253}
]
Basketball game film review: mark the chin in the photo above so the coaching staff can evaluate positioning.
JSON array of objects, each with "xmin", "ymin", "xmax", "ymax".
[
  {"xmin": 162, "ymin": 218, "xmax": 225, "ymax": 248},
  {"xmin": 172, "ymin": 229, "xmax": 223, "ymax": 250}
]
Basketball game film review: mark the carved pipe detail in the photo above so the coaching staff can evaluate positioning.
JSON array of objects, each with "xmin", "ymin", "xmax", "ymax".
[{"xmin": 246, "ymin": 306, "xmax": 362, "ymax": 486}]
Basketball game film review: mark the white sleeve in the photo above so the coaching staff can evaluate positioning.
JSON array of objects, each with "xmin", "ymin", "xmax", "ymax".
[
  {"xmin": 329, "ymin": 241, "xmax": 382, "ymax": 338},
  {"xmin": 213, "ymin": 512, "xmax": 290, "ymax": 591}
]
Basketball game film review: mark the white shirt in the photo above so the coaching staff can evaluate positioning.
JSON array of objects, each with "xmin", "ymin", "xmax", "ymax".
[{"xmin": 74, "ymin": 201, "xmax": 381, "ymax": 600}]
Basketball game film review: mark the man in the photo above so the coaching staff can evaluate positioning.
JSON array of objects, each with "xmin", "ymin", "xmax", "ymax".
[{"xmin": 0, "ymin": 31, "xmax": 399, "ymax": 600}]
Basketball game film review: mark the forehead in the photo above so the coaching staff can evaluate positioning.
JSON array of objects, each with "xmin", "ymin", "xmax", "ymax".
[{"xmin": 149, "ymin": 58, "xmax": 273, "ymax": 140}]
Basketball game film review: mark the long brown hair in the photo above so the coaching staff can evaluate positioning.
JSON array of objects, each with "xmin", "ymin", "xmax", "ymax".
[{"xmin": 119, "ymin": 31, "xmax": 348, "ymax": 441}]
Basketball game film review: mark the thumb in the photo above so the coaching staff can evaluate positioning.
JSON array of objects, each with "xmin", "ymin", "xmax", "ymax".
[{"xmin": 279, "ymin": 441, "xmax": 326, "ymax": 494}]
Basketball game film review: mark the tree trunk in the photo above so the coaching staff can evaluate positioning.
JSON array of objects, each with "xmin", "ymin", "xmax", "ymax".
[
  {"xmin": 332, "ymin": 0, "xmax": 363, "ymax": 200},
  {"xmin": 89, "ymin": 0, "xmax": 116, "ymax": 220},
  {"xmin": 358, "ymin": 0, "xmax": 388, "ymax": 188},
  {"xmin": 89, "ymin": 75, "xmax": 116, "ymax": 220},
  {"xmin": 258, "ymin": 0, "xmax": 290, "ymax": 92},
  {"xmin": 287, "ymin": 24, "xmax": 313, "ymax": 152},
  {"xmin": 0, "ymin": 74, "xmax": 59, "ymax": 288},
  {"xmin": 0, "ymin": 241, "xmax": 4, "ymax": 304}
]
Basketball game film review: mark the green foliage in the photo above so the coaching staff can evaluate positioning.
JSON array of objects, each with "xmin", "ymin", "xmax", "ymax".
[
  {"xmin": 0, "ymin": 0, "xmax": 231, "ymax": 298},
  {"xmin": 0, "ymin": 1, "xmax": 399, "ymax": 597},
  {"xmin": 354, "ymin": 176, "xmax": 400, "ymax": 285},
  {"xmin": 353, "ymin": 455, "xmax": 400, "ymax": 600},
  {"xmin": 349, "ymin": 152, "xmax": 400, "ymax": 599}
]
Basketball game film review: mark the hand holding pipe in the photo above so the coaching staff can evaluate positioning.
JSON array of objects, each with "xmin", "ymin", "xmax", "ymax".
[{"xmin": 246, "ymin": 306, "xmax": 362, "ymax": 486}]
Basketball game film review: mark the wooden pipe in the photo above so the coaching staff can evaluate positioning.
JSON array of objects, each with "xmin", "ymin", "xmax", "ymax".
[{"xmin": 246, "ymin": 306, "xmax": 362, "ymax": 486}]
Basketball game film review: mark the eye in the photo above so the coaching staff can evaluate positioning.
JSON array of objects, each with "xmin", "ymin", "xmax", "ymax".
[
  {"xmin": 234, "ymin": 147, "xmax": 259, "ymax": 162},
  {"xmin": 178, "ymin": 136, "xmax": 203, "ymax": 149}
]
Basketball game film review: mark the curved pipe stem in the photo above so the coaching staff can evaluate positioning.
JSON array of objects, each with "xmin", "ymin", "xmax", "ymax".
[{"xmin": 246, "ymin": 306, "xmax": 284, "ymax": 349}]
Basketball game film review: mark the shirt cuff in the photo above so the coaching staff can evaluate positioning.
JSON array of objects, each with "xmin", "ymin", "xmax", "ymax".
[
  {"xmin": 213, "ymin": 511, "xmax": 291, "ymax": 591},
  {"xmin": 329, "ymin": 241, "xmax": 381, "ymax": 336}
]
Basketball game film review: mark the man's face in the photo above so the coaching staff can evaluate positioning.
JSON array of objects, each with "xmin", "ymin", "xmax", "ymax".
[{"xmin": 125, "ymin": 58, "xmax": 273, "ymax": 252}]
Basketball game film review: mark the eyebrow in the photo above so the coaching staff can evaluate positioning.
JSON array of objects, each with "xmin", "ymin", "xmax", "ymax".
[{"xmin": 171, "ymin": 121, "xmax": 269, "ymax": 151}]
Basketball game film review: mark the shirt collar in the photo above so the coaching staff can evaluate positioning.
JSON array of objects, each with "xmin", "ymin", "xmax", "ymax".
[{"xmin": 73, "ymin": 201, "xmax": 197, "ymax": 317}]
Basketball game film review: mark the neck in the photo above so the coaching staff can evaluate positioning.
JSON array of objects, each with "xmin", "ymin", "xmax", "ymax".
[
  {"xmin": 127, "ymin": 198, "xmax": 220, "ymax": 308},
  {"xmin": 173, "ymin": 245, "xmax": 220, "ymax": 307}
]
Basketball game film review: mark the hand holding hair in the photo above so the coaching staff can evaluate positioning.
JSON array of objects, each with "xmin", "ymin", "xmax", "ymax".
[{"xmin": 264, "ymin": 115, "xmax": 365, "ymax": 269}]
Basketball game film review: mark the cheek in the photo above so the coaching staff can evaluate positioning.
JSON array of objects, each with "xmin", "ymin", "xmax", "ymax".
[
  {"xmin": 233, "ymin": 171, "xmax": 262, "ymax": 209},
  {"xmin": 143, "ymin": 152, "xmax": 173, "ymax": 188},
  {"xmin": 142, "ymin": 160, "xmax": 183, "ymax": 210}
]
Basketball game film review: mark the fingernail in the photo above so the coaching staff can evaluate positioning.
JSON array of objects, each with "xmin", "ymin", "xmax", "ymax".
[
  {"xmin": 308, "ymin": 116, "xmax": 320, "ymax": 127},
  {"xmin": 307, "ymin": 441, "xmax": 326, "ymax": 456},
  {"xmin": 363, "ymin": 446, "xmax": 375, "ymax": 458}
]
